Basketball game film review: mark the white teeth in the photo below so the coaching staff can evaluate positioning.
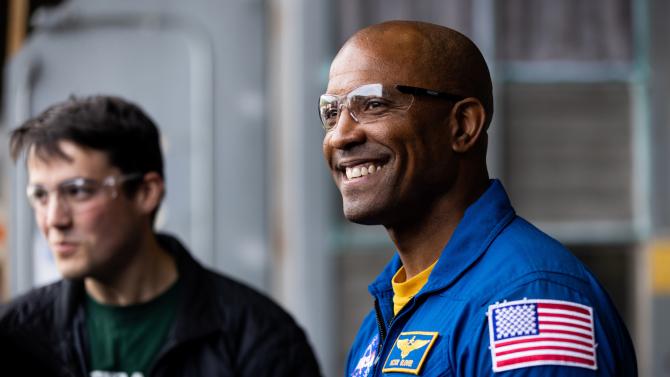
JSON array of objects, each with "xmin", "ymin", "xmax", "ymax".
[{"xmin": 344, "ymin": 163, "xmax": 384, "ymax": 180}]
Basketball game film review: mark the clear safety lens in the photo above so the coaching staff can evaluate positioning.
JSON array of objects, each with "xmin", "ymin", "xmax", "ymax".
[{"xmin": 319, "ymin": 83, "xmax": 414, "ymax": 131}]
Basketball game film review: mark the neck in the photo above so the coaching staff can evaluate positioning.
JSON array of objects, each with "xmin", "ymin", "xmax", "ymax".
[
  {"xmin": 85, "ymin": 232, "xmax": 178, "ymax": 306},
  {"xmin": 387, "ymin": 173, "xmax": 489, "ymax": 280}
]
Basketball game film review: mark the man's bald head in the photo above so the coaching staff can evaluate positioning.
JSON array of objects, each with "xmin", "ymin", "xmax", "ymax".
[{"xmin": 330, "ymin": 20, "xmax": 493, "ymax": 128}]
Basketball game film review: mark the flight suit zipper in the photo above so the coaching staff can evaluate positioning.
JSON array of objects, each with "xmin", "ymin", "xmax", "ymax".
[
  {"xmin": 372, "ymin": 297, "xmax": 418, "ymax": 376},
  {"xmin": 372, "ymin": 299, "xmax": 388, "ymax": 375}
]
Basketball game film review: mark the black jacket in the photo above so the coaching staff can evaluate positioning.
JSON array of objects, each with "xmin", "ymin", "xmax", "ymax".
[{"xmin": 0, "ymin": 234, "xmax": 322, "ymax": 376}]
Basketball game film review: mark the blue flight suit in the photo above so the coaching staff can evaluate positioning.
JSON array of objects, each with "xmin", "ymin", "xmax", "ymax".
[{"xmin": 345, "ymin": 180, "xmax": 637, "ymax": 376}]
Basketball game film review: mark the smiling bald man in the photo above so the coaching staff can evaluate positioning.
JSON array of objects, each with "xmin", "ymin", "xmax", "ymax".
[{"xmin": 320, "ymin": 21, "xmax": 637, "ymax": 376}]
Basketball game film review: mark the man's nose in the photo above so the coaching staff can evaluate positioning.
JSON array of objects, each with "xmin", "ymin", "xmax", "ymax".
[
  {"xmin": 44, "ymin": 195, "xmax": 72, "ymax": 229},
  {"xmin": 326, "ymin": 108, "xmax": 366, "ymax": 150}
]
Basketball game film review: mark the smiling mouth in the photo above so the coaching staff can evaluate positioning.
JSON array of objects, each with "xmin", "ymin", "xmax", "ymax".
[{"xmin": 344, "ymin": 163, "xmax": 385, "ymax": 180}]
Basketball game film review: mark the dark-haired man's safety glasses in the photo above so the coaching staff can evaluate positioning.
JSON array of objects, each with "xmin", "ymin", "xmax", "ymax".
[
  {"xmin": 26, "ymin": 173, "xmax": 143, "ymax": 214},
  {"xmin": 318, "ymin": 83, "xmax": 463, "ymax": 131}
]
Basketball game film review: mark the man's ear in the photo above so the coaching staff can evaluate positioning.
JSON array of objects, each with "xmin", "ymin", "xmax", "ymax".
[
  {"xmin": 450, "ymin": 98, "xmax": 487, "ymax": 153},
  {"xmin": 134, "ymin": 172, "xmax": 164, "ymax": 215}
]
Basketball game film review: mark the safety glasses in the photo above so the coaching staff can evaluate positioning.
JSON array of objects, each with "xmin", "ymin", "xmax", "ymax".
[
  {"xmin": 318, "ymin": 83, "xmax": 463, "ymax": 131},
  {"xmin": 26, "ymin": 173, "xmax": 143, "ymax": 214}
]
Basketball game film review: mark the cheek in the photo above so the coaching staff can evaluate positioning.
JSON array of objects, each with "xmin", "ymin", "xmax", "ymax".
[
  {"xmin": 76, "ymin": 205, "xmax": 122, "ymax": 238},
  {"xmin": 35, "ymin": 214, "xmax": 48, "ymax": 235},
  {"xmin": 322, "ymin": 137, "xmax": 333, "ymax": 161},
  {"xmin": 406, "ymin": 123, "xmax": 453, "ymax": 167},
  {"xmin": 322, "ymin": 141, "xmax": 328, "ymax": 159},
  {"xmin": 393, "ymin": 136, "xmax": 450, "ymax": 191}
]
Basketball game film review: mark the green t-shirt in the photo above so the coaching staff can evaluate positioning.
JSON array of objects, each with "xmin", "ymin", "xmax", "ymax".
[{"xmin": 85, "ymin": 280, "xmax": 180, "ymax": 377}]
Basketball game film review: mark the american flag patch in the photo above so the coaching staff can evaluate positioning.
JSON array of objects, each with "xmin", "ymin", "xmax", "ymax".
[{"xmin": 487, "ymin": 299, "xmax": 597, "ymax": 372}]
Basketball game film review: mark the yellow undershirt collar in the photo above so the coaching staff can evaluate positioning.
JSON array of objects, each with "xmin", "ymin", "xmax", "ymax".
[{"xmin": 391, "ymin": 259, "xmax": 438, "ymax": 316}]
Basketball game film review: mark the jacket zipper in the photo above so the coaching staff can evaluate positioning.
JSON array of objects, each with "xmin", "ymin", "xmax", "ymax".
[
  {"xmin": 374, "ymin": 299, "xmax": 387, "ymax": 345},
  {"xmin": 71, "ymin": 309, "xmax": 90, "ymax": 377},
  {"xmin": 372, "ymin": 296, "xmax": 419, "ymax": 376},
  {"xmin": 372, "ymin": 299, "xmax": 387, "ymax": 375}
]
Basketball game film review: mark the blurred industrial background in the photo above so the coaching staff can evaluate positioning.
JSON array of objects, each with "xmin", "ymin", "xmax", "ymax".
[{"xmin": 0, "ymin": 0, "xmax": 669, "ymax": 376}]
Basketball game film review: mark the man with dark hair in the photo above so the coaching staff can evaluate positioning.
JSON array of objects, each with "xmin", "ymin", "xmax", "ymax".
[
  {"xmin": 320, "ymin": 21, "xmax": 637, "ymax": 376},
  {"xmin": 1, "ymin": 95, "xmax": 321, "ymax": 377}
]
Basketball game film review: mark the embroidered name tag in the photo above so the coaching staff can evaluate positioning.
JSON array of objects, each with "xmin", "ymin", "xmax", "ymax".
[
  {"xmin": 487, "ymin": 299, "xmax": 597, "ymax": 372},
  {"xmin": 382, "ymin": 331, "xmax": 438, "ymax": 375}
]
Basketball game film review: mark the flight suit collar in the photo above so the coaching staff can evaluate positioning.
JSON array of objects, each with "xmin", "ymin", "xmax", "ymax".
[{"xmin": 368, "ymin": 179, "xmax": 516, "ymax": 301}]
